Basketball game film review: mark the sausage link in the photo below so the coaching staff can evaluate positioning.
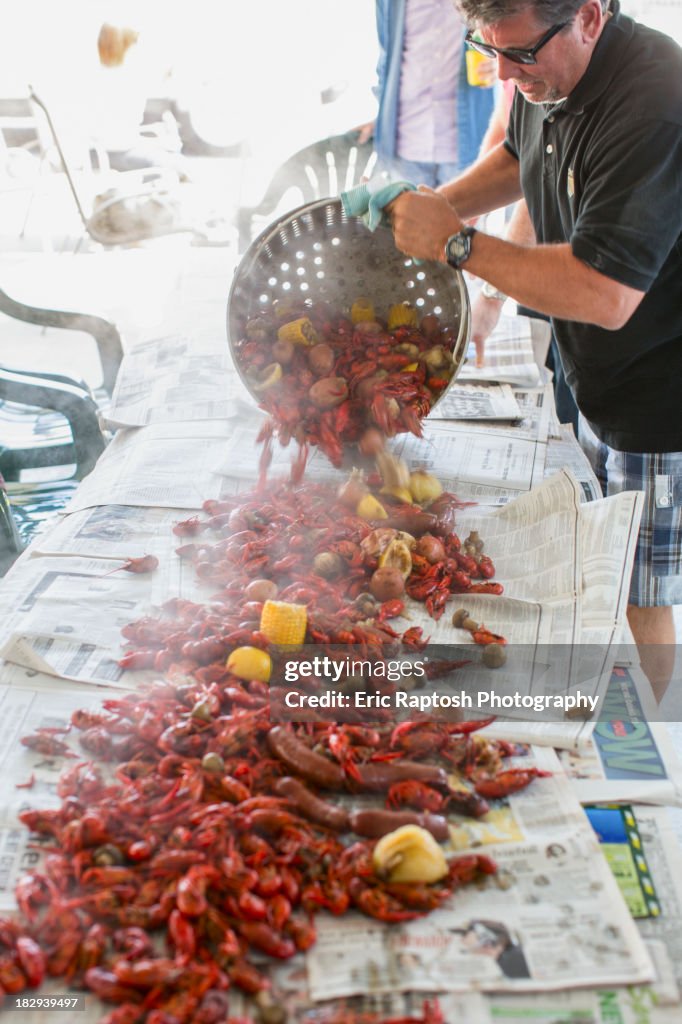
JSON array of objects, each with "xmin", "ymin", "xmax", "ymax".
[
  {"xmin": 274, "ymin": 776, "xmax": 350, "ymax": 831},
  {"xmin": 267, "ymin": 726, "xmax": 345, "ymax": 789},
  {"xmin": 349, "ymin": 809, "xmax": 449, "ymax": 841},
  {"xmin": 351, "ymin": 761, "xmax": 449, "ymax": 791}
]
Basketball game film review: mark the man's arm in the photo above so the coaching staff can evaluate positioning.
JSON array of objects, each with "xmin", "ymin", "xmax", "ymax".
[
  {"xmin": 436, "ymin": 143, "xmax": 523, "ymax": 219},
  {"xmin": 390, "ymin": 189, "xmax": 644, "ymax": 330},
  {"xmin": 467, "ymin": 234, "xmax": 644, "ymax": 330},
  {"xmin": 471, "ymin": 200, "xmax": 535, "ymax": 366}
]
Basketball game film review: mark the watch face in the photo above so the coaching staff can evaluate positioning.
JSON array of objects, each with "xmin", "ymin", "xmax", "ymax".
[
  {"xmin": 446, "ymin": 235, "xmax": 467, "ymax": 267},
  {"xmin": 444, "ymin": 234, "xmax": 464, "ymax": 262}
]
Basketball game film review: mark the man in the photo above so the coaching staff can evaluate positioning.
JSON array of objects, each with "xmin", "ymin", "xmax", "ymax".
[{"xmin": 389, "ymin": 0, "xmax": 682, "ymax": 694}]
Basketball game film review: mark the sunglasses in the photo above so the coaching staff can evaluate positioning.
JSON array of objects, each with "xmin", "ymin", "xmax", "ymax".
[{"xmin": 465, "ymin": 21, "xmax": 569, "ymax": 66}]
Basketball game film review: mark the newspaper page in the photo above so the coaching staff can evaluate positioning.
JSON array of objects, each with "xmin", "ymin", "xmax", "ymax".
[
  {"xmin": 393, "ymin": 420, "xmax": 548, "ymax": 504},
  {"xmin": 216, "ymin": 413, "xmax": 343, "ymax": 483},
  {"xmin": 559, "ymin": 667, "xmax": 682, "ymax": 806},
  {"xmin": 486, "ymin": 804, "xmax": 682, "ymax": 1023},
  {"xmin": 214, "ymin": 399, "xmax": 548, "ymax": 502},
  {"xmin": 428, "ymin": 383, "xmax": 522, "ymax": 422},
  {"xmin": 31, "ymin": 504, "xmax": 193, "ymax": 561},
  {"xmin": 307, "ymin": 747, "xmax": 654, "ymax": 998},
  {"xmin": 458, "ymin": 314, "xmax": 542, "ymax": 388},
  {"xmin": 545, "ymin": 424, "xmax": 602, "ymax": 502},
  {"xmin": 509, "ymin": 384, "xmax": 555, "ymax": 443},
  {"xmin": 579, "ymin": 493, "xmax": 643, "ymax": 645},
  {"xmin": 406, "ymin": 473, "xmax": 642, "ymax": 745},
  {"xmin": 429, "ymin": 385, "xmax": 552, "ymax": 444},
  {"xmin": 105, "ymin": 333, "xmax": 251, "ymax": 428},
  {"xmin": 65, "ymin": 420, "xmax": 233, "ymax": 512},
  {"xmin": 0, "ymin": 554, "xmax": 159, "ymax": 688},
  {"xmin": 0, "ymin": 682, "xmax": 123, "ymax": 912},
  {"xmin": 28, "ymin": 504, "xmax": 215, "ymax": 605}
]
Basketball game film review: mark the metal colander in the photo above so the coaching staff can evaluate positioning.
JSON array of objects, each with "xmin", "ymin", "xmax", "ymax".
[{"xmin": 227, "ymin": 197, "xmax": 470, "ymax": 406}]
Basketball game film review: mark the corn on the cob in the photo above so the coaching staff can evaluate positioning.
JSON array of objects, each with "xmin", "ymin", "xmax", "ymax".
[
  {"xmin": 260, "ymin": 600, "xmax": 307, "ymax": 645},
  {"xmin": 277, "ymin": 317, "xmax": 318, "ymax": 346},
  {"xmin": 226, "ymin": 646, "xmax": 272, "ymax": 682},
  {"xmin": 350, "ymin": 298, "xmax": 375, "ymax": 324},
  {"xmin": 387, "ymin": 303, "xmax": 418, "ymax": 330}
]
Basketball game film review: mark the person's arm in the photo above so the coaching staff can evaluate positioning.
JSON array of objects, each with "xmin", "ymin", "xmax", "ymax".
[
  {"xmin": 476, "ymin": 90, "xmax": 509, "ymax": 159},
  {"xmin": 435, "ymin": 143, "xmax": 523, "ymax": 220},
  {"xmin": 470, "ymin": 200, "xmax": 535, "ymax": 365},
  {"xmin": 389, "ymin": 188, "xmax": 644, "ymax": 329}
]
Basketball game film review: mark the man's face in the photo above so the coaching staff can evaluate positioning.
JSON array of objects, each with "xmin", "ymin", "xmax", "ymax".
[{"xmin": 479, "ymin": 5, "xmax": 592, "ymax": 104}]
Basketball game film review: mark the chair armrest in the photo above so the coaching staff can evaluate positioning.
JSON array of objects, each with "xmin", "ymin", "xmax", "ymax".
[
  {"xmin": 0, "ymin": 367, "xmax": 105, "ymax": 478},
  {"xmin": 0, "ymin": 287, "xmax": 123, "ymax": 395}
]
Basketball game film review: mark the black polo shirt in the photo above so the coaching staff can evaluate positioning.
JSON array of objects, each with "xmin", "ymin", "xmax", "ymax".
[{"xmin": 505, "ymin": 1, "xmax": 682, "ymax": 452}]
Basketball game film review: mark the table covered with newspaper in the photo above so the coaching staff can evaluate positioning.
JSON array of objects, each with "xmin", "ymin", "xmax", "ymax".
[{"xmin": 0, "ymin": 248, "xmax": 680, "ymax": 1024}]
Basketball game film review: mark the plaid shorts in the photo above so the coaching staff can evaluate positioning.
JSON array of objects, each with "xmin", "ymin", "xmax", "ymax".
[{"xmin": 579, "ymin": 418, "xmax": 682, "ymax": 607}]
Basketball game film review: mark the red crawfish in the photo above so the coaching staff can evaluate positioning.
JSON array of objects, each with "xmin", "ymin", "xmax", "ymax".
[
  {"xmin": 172, "ymin": 515, "xmax": 205, "ymax": 537},
  {"xmin": 473, "ymin": 765, "xmax": 551, "ymax": 799},
  {"xmin": 102, "ymin": 555, "xmax": 159, "ymax": 577},
  {"xmin": 386, "ymin": 780, "xmax": 445, "ymax": 813},
  {"xmin": 20, "ymin": 733, "xmax": 77, "ymax": 758}
]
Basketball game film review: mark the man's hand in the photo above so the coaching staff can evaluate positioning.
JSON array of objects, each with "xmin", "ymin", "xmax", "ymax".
[
  {"xmin": 470, "ymin": 291, "xmax": 504, "ymax": 367},
  {"xmin": 389, "ymin": 186, "xmax": 464, "ymax": 263}
]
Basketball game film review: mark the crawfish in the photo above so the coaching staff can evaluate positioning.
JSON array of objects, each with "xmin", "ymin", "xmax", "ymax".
[
  {"xmin": 386, "ymin": 780, "xmax": 445, "ymax": 812},
  {"xmin": 473, "ymin": 765, "xmax": 550, "ymax": 798},
  {"xmin": 102, "ymin": 554, "xmax": 159, "ymax": 576},
  {"xmin": 20, "ymin": 733, "xmax": 76, "ymax": 758}
]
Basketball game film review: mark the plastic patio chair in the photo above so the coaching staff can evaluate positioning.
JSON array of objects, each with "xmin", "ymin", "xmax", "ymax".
[
  {"xmin": 29, "ymin": 89, "xmax": 203, "ymax": 249},
  {"xmin": 236, "ymin": 130, "xmax": 376, "ymax": 252},
  {"xmin": 0, "ymin": 288, "xmax": 123, "ymax": 565}
]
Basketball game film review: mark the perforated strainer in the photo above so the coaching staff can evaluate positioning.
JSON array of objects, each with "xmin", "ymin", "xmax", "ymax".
[{"xmin": 227, "ymin": 197, "xmax": 470, "ymax": 407}]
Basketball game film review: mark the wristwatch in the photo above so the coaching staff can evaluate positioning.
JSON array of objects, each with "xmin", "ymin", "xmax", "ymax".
[
  {"xmin": 481, "ymin": 280, "xmax": 506, "ymax": 302},
  {"xmin": 445, "ymin": 226, "xmax": 476, "ymax": 269}
]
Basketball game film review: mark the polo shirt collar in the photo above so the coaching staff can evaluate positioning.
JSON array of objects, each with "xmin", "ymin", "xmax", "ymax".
[{"xmin": 563, "ymin": 0, "xmax": 626, "ymax": 115}]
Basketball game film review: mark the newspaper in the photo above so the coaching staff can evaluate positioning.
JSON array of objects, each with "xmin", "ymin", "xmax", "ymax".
[
  {"xmin": 404, "ymin": 471, "xmax": 642, "ymax": 746},
  {"xmin": 545, "ymin": 425, "xmax": 602, "ymax": 502},
  {"xmin": 31, "ymin": 504, "xmax": 194, "ymax": 561},
  {"xmin": 65, "ymin": 420, "xmax": 234, "ymax": 512},
  {"xmin": 105, "ymin": 333, "xmax": 251, "ymax": 428},
  {"xmin": 394, "ymin": 420, "xmax": 548, "ymax": 505},
  {"xmin": 428, "ymin": 382, "xmax": 522, "ymax": 422},
  {"xmin": 487, "ymin": 804, "xmax": 682, "ymax": 1022},
  {"xmin": 0, "ymin": 554, "xmax": 159, "ymax": 688},
  {"xmin": 560, "ymin": 667, "xmax": 682, "ymax": 806},
  {"xmin": 216, "ymin": 414, "xmax": 344, "ymax": 483},
  {"xmin": 0, "ymin": 682, "xmax": 123, "ymax": 912},
  {"xmin": 306, "ymin": 747, "xmax": 654, "ymax": 998},
  {"xmin": 509, "ymin": 384, "xmax": 555, "ymax": 443},
  {"xmin": 458, "ymin": 314, "xmax": 542, "ymax": 388}
]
